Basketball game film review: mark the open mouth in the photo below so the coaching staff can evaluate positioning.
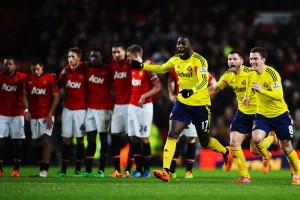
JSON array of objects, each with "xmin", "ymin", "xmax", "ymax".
[
  {"xmin": 229, "ymin": 65, "xmax": 237, "ymax": 71},
  {"xmin": 178, "ymin": 48, "xmax": 184, "ymax": 54}
]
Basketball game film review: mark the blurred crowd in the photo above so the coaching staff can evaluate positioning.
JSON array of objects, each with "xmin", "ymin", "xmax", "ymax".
[{"xmin": 1, "ymin": 0, "xmax": 300, "ymax": 164}]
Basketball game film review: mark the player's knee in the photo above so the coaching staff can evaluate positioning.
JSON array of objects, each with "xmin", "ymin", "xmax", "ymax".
[
  {"xmin": 42, "ymin": 140, "xmax": 49, "ymax": 146},
  {"xmin": 168, "ymin": 130, "xmax": 180, "ymax": 140},
  {"xmin": 230, "ymin": 140, "xmax": 241, "ymax": 147},
  {"xmin": 281, "ymin": 145, "xmax": 293, "ymax": 156}
]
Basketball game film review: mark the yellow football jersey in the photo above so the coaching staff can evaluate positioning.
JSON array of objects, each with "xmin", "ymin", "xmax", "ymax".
[
  {"xmin": 216, "ymin": 66, "xmax": 257, "ymax": 115},
  {"xmin": 249, "ymin": 65, "xmax": 288, "ymax": 118},
  {"xmin": 143, "ymin": 52, "xmax": 210, "ymax": 106}
]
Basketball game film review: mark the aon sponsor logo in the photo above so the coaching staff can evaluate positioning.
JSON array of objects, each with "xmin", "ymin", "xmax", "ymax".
[
  {"xmin": 66, "ymin": 80, "xmax": 81, "ymax": 88},
  {"xmin": 132, "ymin": 78, "xmax": 141, "ymax": 86},
  {"xmin": 114, "ymin": 71, "xmax": 127, "ymax": 79},
  {"xmin": 1, "ymin": 84, "xmax": 17, "ymax": 92},
  {"xmin": 31, "ymin": 87, "xmax": 46, "ymax": 95},
  {"xmin": 89, "ymin": 75, "xmax": 104, "ymax": 84}
]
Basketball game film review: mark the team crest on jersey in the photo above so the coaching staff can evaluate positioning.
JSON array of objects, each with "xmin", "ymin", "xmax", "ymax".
[
  {"xmin": 79, "ymin": 75, "xmax": 84, "ymax": 79},
  {"xmin": 263, "ymin": 82, "xmax": 268, "ymax": 87},
  {"xmin": 187, "ymin": 66, "xmax": 192, "ymax": 71},
  {"xmin": 274, "ymin": 82, "xmax": 280, "ymax": 88},
  {"xmin": 242, "ymin": 80, "xmax": 246, "ymax": 85},
  {"xmin": 139, "ymin": 71, "xmax": 144, "ymax": 77},
  {"xmin": 43, "ymin": 80, "xmax": 48, "ymax": 85},
  {"xmin": 200, "ymin": 68, "xmax": 207, "ymax": 72}
]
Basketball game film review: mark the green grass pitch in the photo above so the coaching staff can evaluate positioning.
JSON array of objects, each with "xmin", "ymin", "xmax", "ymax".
[{"xmin": 0, "ymin": 166, "xmax": 299, "ymax": 200}]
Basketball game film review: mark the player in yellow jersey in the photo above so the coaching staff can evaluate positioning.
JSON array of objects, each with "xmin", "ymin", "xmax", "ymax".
[
  {"xmin": 131, "ymin": 36, "xmax": 234, "ymax": 182},
  {"xmin": 209, "ymin": 50, "xmax": 279, "ymax": 184},
  {"xmin": 248, "ymin": 47, "xmax": 300, "ymax": 185}
]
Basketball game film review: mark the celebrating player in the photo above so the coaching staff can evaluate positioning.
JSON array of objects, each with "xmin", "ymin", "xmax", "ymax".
[
  {"xmin": 131, "ymin": 36, "xmax": 234, "ymax": 182},
  {"xmin": 248, "ymin": 47, "xmax": 300, "ymax": 185},
  {"xmin": 209, "ymin": 50, "xmax": 279, "ymax": 183},
  {"xmin": 168, "ymin": 69, "xmax": 217, "ymax": 179}
]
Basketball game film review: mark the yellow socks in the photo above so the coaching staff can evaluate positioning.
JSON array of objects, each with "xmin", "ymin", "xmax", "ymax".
[
  {"xmin": 287, "ymin": 150, "xmax": 299, "ymax": 176},
  {"xmin": 264, "ymin": 134, "xmax": 275, "ymax": 148},
  {"xmin": 163, "ymin": 137, "xmax": 177, "ymax": 169},
  {"xmin": 232, "ymin": 146, "xmax": 250, "ymax": 178},
  {"xmin": 255, "ymin": 140, "xmax": 270, "ymax": 159},
  {"xmin": 207, "ymin": 138, "xmax": 227, "ymax": 155}
]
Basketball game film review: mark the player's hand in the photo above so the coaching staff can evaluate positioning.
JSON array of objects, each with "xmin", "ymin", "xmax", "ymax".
[
  {"xmin": 138, "ymin": 95, "xmax": 146, "ymax": 108},
  {"xmin": 242, "ymin": 96, "xmax": 249, "ymax": 105},
  {"xmin": 252, "ymin": 82, "xmax": 262, "ymax": 93},
  {"xmin": 169, "ymin": 94, "xmax": 177, "ymax": 104},
  {"xmin": 24, "ymin": 111, "xmax": 31, "ymax": 121},
  {"xmin": 179, "ymin": 89, "xmax": 194, "ymax": 98},
  {"xmin": 45, "ymin": 115, "xmax": 53, "ymax": 129},
  {"xmin": 131, "ymin": 60, "xmax": 143, "ymax": 69}
]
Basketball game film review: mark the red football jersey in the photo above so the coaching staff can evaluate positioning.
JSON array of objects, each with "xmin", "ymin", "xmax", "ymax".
[
  {"xmin": 130, "ymin": 69, "xmax": 159, "ymax": 106},
  {"xmin": 24, "ymin": 72, "xmax": 59, "ymax": 119},
  {"xmin": 58, "ymin": 62, "xmax": 87, "ymax": 110},
  {"xmin": 0, "ymin": 71, "xmax": 27, "ymax": 116},
  {"xmin": 110, "ymin": 59, "xmax": 131, "ymax": 105},
  {"xmin": 87, "ymin": 64, "xmax": 113, "ymax": 110}
]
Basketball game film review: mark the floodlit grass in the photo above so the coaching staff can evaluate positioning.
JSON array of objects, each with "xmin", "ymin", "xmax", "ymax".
[{"xmin": 0, "ymin": 166, "xmax": 299, "ymax": 200}]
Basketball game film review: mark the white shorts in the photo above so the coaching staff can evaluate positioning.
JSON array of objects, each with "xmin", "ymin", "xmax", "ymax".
[
  {"xmin": 30, "ymin": 117, "xmax": 55, "ymax": 139},
  {"xmin": 62, "ymin": 108, "xmax": 86, "ymax": 138},
  {"xmin": 180, "ymin": 123, "xmax": 197, "ymax": 137},
  {"xmin": 128, "ymin": 103, "xmax": 153, "ymax": 138},
  {"xmin": 111, "ymin": 104, "xmax": 129, "ymax": 135},
  {"xmin": 0, "ymin": 115, "xmax": 25, "ymax": 139},
  {"xmin": 85, "ymin": 108, "xmax": 112, "ymax": 133}
]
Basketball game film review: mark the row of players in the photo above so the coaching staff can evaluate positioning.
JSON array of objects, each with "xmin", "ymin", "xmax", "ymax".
[
  {"xmin": 1, "ymin": 44, "xmax": 160, "ymax": 179},
  {"xmin": 0, "ymin": 36, "xmax": 299, "ymax": 185}
]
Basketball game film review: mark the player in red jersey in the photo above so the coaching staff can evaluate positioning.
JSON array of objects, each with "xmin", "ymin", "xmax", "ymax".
[
  {"xmin": 168, "ymin": 69, "xmax": 217, "ymax": 178},
  {"xmin": 23, "ymin": 58, "xmax": 60, "ymax": 177},
  {"xmin": 55, "ymin": 47, "xmax": 88, "ymax": 177},
  {"xmin": 110, "ymin": 43, "xmax": 134, "ymax": 178},
  {"xmin": 126, "ymin": 45, "xmax": 162, "ymax": 178},
  {"xmin": 76, "ymin": 48, "xmax": 113, "ymax": 178},
  {"xmin": 0, "ymin": 57, "xmax": 27, "ymax": 177}
]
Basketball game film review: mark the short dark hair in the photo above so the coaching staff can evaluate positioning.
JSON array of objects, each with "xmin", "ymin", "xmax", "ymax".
[
  {"xmin": 31, "ymin": 58, "xmax": 43, "ymax": 66},
  {"xmin": 112, "ymin": 43, "xmax": 126, "ymax": 50},
  {"xmin": 178, "ymin": 35, "xmax": 192, "ymax": 45},
  {"xmin": 91, "ymin": 47, "xmax": 103, "ymax": 53},
  {"xmin": 250, "ymin": 47, "xmax": 267, "ymax": 59},
  {"xmin": 68, "ymin": 47, "xmax": 82, "ymax": 58},
  {"xmin": 228, "ymin": 50, "xmax": 241, "ymax": 56},
  {"xmin": 4, "ymin": 56, "xmax": 14, "ymax": 61}
]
